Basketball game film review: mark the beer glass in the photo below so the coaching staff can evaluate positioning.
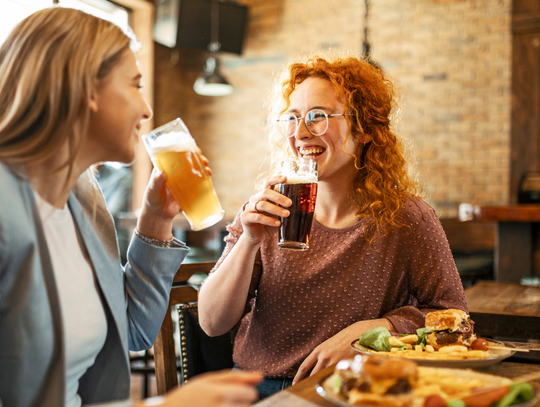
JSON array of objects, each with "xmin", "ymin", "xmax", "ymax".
[
  {"xmin": 278, "ymin": 157, "xmax": 318, "ymax": 251},
  {"xmin": 142, "ymin": 118, "xmax": 224, "ymax": 231}
]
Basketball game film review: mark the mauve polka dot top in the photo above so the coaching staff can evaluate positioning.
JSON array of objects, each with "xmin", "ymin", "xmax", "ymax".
[{"xmin": 211, "ymin": 196, "xmax": 467, "ymax": 378}]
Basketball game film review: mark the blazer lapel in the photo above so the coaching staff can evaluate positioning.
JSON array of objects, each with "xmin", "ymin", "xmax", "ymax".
[{"xmin": 67, "ymin": 174, "xmax": 129, "ymax": 351}]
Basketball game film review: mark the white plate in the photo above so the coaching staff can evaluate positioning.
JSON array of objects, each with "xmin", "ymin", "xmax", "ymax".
[
  {"xmin": 350, "ymin": 339, "xmax": 516, "ymax": 368},
  {"xmin": 317, "ymin": 370, "xmax": 539, "ymax": 407}
]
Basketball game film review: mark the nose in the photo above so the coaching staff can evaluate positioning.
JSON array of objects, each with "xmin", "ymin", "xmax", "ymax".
[
  {"xmin": 142, "ymin": 97, "xmax": 153, "ymax": 122},
  {"xmin": 293, "ymin": 117, "xmax": 313, "ymax": 140}
]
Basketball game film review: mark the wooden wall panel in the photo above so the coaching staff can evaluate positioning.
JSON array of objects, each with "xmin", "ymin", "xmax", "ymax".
[
  {"xmin": 511, "ymin": 1, "xmax": 540, "ymax": 204},
  {"xmin": 513, "ymin": 0, "xmax": 540, "ymax": 15}
]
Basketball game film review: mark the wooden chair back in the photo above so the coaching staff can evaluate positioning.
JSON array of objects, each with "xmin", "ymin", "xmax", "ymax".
[{"xmin": 153, "ymin": 261, "xmax": 216, "ymax": 395}]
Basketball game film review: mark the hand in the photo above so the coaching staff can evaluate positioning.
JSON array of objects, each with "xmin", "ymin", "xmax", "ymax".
[
  {"xmin": 159, "ymin": 370, "xmax": 262, "ymax": 407},
  {"xmin": 197, "ymin": 148, "xmax": 213, "ymax": 176},
  {"xmin": 136, "ymin": 168, "xmax": 180, "ymax": 241},
  {"xmin": 292, "ymin": 318, "xmax": 393, "ymax": 384},
  {"xmin": 240, "ymin": 175, "xmax": 292, "ymax": 246}
]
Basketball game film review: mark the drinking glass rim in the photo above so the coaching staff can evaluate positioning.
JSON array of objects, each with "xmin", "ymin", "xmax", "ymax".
[{"xmin": 142, "ymin": 117, "xmax": 190, "ymax": 139}]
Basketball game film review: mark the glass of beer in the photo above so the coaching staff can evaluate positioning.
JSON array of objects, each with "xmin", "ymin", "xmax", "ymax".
[
  {"xmin": 141, "ymin": 118, "xmax": 224, "ymax": 231},
  {"xmin": 278, "ymin": 157, "xmax": 318, "ymax": 251}
]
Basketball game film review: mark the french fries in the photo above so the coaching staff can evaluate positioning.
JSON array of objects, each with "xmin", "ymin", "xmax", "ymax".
[
  {"xmin": 365, "ymin": 347, "xmax": 490, "ymax": 360},
  {"xmin": 388, "ymin": 334, "xmax": 419, "ymax": 347}
]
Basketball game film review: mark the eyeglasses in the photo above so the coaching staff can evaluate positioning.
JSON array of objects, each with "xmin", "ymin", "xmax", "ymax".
[{"xmin": 276, "ymin": 109, "xmax": 354, "ymax": 138}]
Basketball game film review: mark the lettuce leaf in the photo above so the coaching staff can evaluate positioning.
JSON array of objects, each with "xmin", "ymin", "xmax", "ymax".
[
  {"xmin": 359, "ymin": 327, "xmax": 392, "ymax": 352},
  {"xmin": 416, "ymin": 327, "xmax": 432, "ymax": 346}
]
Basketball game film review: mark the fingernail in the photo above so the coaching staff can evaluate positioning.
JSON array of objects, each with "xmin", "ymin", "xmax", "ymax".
[{"xmin": 281, "ymin": 210, "xmax": 289, "ymax": 216}]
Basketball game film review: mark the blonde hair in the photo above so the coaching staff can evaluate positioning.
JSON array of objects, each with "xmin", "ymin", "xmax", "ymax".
[
  {"xmin": 0, "ymin": 7, "xmax": 138, "ymax": 177},
  {"xmin": 265, "ymin": 50, "xmax": 423, "ymax": 242}
]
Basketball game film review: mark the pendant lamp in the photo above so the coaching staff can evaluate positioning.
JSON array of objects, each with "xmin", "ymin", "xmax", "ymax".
[{"xmin": 193, "ymin": 0, "xmax": 233, "ymax": 96}]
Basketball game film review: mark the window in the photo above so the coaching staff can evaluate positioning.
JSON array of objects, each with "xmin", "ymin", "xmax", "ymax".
[
  {"xmin": 57, "ymin": 0, "xmax": 129, "ymax": 33},
  {"xmin": 0, "ymin": 0, "xmax": 53, "ymax": 46},
  {"xmin": 1, "ymin": 0, "xmax": 129, "ymax": 47}
]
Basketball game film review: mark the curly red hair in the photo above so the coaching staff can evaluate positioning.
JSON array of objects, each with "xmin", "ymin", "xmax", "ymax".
[{"xmin": 267, "ymin": 52, "xmax": 423, "ymax": 241}]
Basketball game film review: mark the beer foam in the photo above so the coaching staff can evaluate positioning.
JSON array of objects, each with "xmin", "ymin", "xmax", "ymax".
[
  {"xmin": 145, "ymin": 131, "xmax": 197, "ymax": 155},
  {"xmin": 285, "ymin": 174, "xmax": 318, "ymax": 184}
]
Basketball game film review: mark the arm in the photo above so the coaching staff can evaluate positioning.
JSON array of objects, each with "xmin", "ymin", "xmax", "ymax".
[
  {"xmin": 123, "ymin": 168, "xmax": 187, "ymax": 350},
  {"xmin": 124, "ymin": 234, "xmax": 188, "ymax": 350},
  {"xmin": 292, "ymin": 318, "xmax": 394, "ymax": 384},
  {"xmin": 198, "ymin": 174, "xmax": 291, "ymax": 337}
]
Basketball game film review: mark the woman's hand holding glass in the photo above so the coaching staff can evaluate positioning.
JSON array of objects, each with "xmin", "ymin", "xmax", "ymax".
[{"xmin": 241, "ymin": 175, "xmax": 292, "ymax": 246}]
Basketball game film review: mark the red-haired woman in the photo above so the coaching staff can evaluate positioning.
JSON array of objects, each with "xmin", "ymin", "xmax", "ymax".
[{"xmin": 198, "ymin": 51, "xmax": 467, "ymax": 399}]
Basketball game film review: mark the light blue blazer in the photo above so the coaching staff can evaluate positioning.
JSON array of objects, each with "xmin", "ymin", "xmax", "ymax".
[{"xmin": 0, "ymin": 162, "xmax": 189, "ymax": 407}]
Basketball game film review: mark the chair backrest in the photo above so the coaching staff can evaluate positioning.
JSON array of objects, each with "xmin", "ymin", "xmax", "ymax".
[{"xmin": 153, "ymin": 260, "xmax": 216, "ymax": 395}]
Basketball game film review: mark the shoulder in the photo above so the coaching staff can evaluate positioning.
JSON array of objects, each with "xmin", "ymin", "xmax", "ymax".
[
  {"xmin": 0, "ymin": 162, "xmax": 40, "ymax": 276},
  {"xmin": 0, "ymin": 161, "xmax": 25, "ymax": 194},
  {"xmin": 398, "ymin": 195, "xmax": 439, "ymax": 224},
  {"xmin": 0, "ymin": 162, "xmax": 34, "ymax": 222}
]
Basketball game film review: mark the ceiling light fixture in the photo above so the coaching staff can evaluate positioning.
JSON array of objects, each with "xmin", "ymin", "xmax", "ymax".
[
  {"xmin": 194, "ymin": 55, "xmax": 233, "ymax": 96},
  {"xmin": 193, "ymin": 0, "xmax": 233, "ymax": 96}
]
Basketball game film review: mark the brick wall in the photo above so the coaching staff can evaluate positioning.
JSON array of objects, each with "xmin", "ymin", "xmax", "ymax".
[{"xmin": 154, "ymin": 0, "xmax": 511, "ymax": 220}]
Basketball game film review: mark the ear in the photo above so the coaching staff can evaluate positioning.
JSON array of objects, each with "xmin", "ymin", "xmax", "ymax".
[
  {"xmin": 353, "ymin": 129, "xmax": 371, "ymax": 146},
  {"xmin": 88, "ymin": 84, "xmax": 99, "ymax": 113}
]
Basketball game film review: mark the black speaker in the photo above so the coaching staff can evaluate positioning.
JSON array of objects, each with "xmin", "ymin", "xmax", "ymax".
[{"xmin": 154, "ymin": 0, "xmax": 248, "ymax": 55}]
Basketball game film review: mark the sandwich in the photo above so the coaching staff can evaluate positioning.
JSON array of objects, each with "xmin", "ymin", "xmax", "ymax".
[
  {"xmin": 424, "ymin": 308, "xmax": 476, "ymax": 350},
  {"xmin": 329, "ymin": 355, "xmax": 418, "ymax": 407}
]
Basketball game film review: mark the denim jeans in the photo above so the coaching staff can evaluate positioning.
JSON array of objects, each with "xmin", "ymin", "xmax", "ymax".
[
  {"xmin": 234, "ymin": 365, "xmax": 293, "ymax": 400},
  {"xmin": 256, "ymin": 377, "xmax": 294, "ymax": 400}
]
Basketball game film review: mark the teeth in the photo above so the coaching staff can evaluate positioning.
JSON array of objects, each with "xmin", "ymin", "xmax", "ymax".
[{"xmin": 300, "ymin": 147, "xmax": 325, "ymax": 155}]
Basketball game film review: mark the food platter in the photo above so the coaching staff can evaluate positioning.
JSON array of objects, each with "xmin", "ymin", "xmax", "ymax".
[
  {"xmin": 316, "ymin": 370, "xmax": 539, "ymax": 407},
  {"xmin": 351, "ymin": 339, "xmax": 516, "ymax": 368},
  {"xmin": 316, "ymin": 382, "xmax": 360, "ymax": 407}
]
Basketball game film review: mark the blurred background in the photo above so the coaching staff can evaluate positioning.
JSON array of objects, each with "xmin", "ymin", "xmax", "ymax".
[
  {"xmin": 4, "ymin": 0, "xmax": 540, "ymax": 399},
  {"xmin": 3, "ymin": 0, "xmax": 539, "ymax": 280}
]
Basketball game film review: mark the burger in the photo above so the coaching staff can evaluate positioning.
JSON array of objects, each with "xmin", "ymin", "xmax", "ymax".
[
  {"xmin": 328, "ymin": 355, "xmax": 418, "ymax": 407},
  {"xmin": 424, "ymin": 308, "xmax": 476, "ymax": 350}
]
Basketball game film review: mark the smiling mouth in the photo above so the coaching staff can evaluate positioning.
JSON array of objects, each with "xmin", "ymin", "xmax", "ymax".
[{"xmin": 298, "ymin": 146, "xmax": 325, "ymax": 159}]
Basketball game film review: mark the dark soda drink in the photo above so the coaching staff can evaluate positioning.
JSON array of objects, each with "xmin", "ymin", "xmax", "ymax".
[{"xmin": 278, "ymin": 181, "xmax": 318, "ymax": 251}]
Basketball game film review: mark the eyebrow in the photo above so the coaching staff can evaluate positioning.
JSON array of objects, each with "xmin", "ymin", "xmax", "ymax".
[
  {"xmin": 287, "ymin": 105, "xmax": 334, "ymax": 114},
  {"xmin": 133, "ymin": 73, "xmax": 142, "ymax": 81}
]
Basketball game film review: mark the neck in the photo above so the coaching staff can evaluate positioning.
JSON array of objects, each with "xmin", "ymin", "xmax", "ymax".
[{"xmin": 315, "ymin": 172, "xmax": 358, "ymax": 229}]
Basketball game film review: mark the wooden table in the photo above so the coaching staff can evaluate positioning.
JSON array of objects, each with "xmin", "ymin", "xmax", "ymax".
[
  {"xmin": 464, "ymin": 204, "xmax": 540, "ymax": 281},
  {"xmin": 465, "ymin": 281, "xmax": 540, "ymax": 340},
  {"xmin": 254, "ymin": 362, "xmax": 540, "ymax": 407}
]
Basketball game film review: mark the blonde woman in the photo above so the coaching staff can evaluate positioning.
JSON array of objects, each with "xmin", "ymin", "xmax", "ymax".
[
  {"xmin": 198, "ymin": 53, "xmax": 467, "ymax": 398},
  {"xmin": 0, "ymin": 7, "xmax": 260, "ymax": 407}
]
